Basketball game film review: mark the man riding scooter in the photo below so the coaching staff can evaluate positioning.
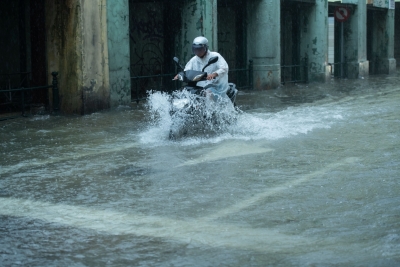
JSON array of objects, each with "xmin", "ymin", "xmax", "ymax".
[{"xmin": 174, "ymin": 36, "xmax": 230, "ymax": 102}]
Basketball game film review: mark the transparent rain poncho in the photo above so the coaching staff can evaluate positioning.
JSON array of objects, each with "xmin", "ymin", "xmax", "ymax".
[{"xmin": 184, "ymin": 50, "xmax": 230, "ymax": 97}]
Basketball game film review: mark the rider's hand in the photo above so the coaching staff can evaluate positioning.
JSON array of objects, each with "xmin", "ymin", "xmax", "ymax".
[
  {"xmin": 173, "ymin": 74, "xmax": 179, "ymax": 80},
  {"xmin": 207, "ymin": 73, "xmax": 218, "ymax": 80}
]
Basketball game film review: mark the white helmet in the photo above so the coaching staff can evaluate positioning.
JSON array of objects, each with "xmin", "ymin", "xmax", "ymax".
[
  {"xmin": 193, "ymin": 36, "xmax": 208, "ymax": 47},
  {"xmin": 192, "ymin": 36, "xmax": 208, "ymax": 55}
]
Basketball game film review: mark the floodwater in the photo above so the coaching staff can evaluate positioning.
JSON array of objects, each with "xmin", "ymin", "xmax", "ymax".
[{"xmin": 1, "ymin": 73, "xmax": 400, "ymax": 266}]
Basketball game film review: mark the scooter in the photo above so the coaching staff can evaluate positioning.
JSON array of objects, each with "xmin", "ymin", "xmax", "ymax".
[
  {"xmin": 169, "ymin": 56, "xmax": 238, "ymax": 139},
  {"xmin": 172, "ymin": 56, "xmax": 238, "ymax": 106}
]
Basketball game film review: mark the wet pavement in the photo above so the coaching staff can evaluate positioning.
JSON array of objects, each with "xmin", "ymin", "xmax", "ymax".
[{"xmin": 1, "ymin": 73, "xmax": 400, "ymax": 266}]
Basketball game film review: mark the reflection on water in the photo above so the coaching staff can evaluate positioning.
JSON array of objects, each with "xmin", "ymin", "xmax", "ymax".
[{"xmin": 1, "ymin": 74, "xmax": 400, "ymax": 266}]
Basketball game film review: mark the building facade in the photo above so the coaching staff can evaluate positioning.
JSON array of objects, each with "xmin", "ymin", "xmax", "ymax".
[{"xmin": 0, "ymin": 0, "xmax": 397, "ymax": 114}]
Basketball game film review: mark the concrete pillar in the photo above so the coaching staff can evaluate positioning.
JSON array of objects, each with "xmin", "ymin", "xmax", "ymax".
[
  {"xmin": 370, "ymin": 7, "xmax": 396, "ymax": 74},
  {"xmin": 179, "ymin": 0, "xmax": 217, "ymax": 63},
  {"xmin": 299, "ymin": 0, "xmax": 329, "ymax": 82},
  {"xmin": 107, "ymin": 0, "xmax": 131, "ymax": 108},
  {"xmin": 46, "ymin": 0, "xmax": 110, "ymax": 115},
  {"xmin": 343, "ymin": 0, "xmax": 369, "ymax": 78},
  {"xmin": 247, "ymin": 0, "xmax": 280, "ymax": 90}
]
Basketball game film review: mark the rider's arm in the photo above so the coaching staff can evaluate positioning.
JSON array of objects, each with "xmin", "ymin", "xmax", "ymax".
[
  {"xmin": 212, "ymin": 54, "xmax": 229, "ymax": 78},
  {"xmin": 184, "ymin": 57, "xmax": 196, "ymax": 71},
  {"xmin": 174, "ymin": 57, "xmax": 195, "ymax": 80}
]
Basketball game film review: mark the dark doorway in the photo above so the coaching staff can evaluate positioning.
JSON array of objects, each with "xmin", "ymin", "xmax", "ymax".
[
  {"xmin": 281, "ymin": 1, "xmax": 301, "ymax": 84},
  {"xmin": 367, "ymin": 7, "xmax": 388, "ymax": 74},
  {"xmin": 129, "ymin": 0, "xmax": 183, "ymax": 100},
  {"xmin": 0, "ymin": 0, "xmax": 47, "ymax": 115},
  {"xmin": 218, "ymin": 0, "xmax": 247, "ymax": 88},
  {"xmin": 328, "ymin": 3, "xmax": 349, "ymax": 78},
  {"xmin": 395, "ymin": 2, "xmax": 400, "ymax": 66}
]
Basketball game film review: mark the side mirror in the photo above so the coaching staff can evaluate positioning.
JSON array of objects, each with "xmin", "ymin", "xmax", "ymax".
[
  {"xmin": 208, "ymin": 56, "xmax": 218, "ymax": 65},
  {"xmin": 173, "ymin": 57, "xmax": 184, "ymax": 71},
  {"xmin": 202, "ymin": 56, "xmax": 219, "ymax": 72}
]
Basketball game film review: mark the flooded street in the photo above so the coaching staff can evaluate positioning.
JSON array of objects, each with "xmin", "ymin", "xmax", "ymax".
[{"xmin": 1, "ymin": 73, "xmax": 400, "ymax": 266}]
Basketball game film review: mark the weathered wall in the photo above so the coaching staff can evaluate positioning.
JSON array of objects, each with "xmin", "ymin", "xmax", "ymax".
[
  {"xmin": 80, "ymin": 0, "xmax": 110, "ymax": 114},
  {"xmin": 343, "ymin": 0, "xmax": 369, "ymax": 78},
  {"xmin": 372, "ymin": 0, "xmax": 396, "ymax": 9},
  {"xmin": 46, "ymin": 0, "xmax": 82, "ymax": 114},
  {"xmin": 299, "ymin": 0, "xmax": 329, "ymax": 82},
  {"xmin": 107, "ymin": 0, "xmax": 130, "ymax": 107},
  {"xmin": 368, "ymin": 6, "xmax": 396, "ymax": 74},
  {"xmin": 247, "ymin": 0, "xmax": 281, "ymax": 90},
  {"xmin": 46, "ymin": 0, "xmax": 110, "ymax": 115},
  {"xmin": 179, "ymin": 0, "xmax": 217, "ymax": 64}
]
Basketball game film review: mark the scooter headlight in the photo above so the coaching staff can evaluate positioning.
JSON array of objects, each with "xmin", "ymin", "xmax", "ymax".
[{"xmin": 193, "ymin": 74, "xmax": 204, "ymax": 81}]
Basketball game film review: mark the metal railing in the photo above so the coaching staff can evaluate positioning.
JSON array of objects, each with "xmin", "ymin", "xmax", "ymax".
[
  {"xmin": 229, "ymin": 59, "xmax": 253, "ymax": 90},
  {"xmin": 0, "ymin": 72, "xmax": 59, "ymax": 121},
  {"xmin": 0, "ymin": 72, "xmax": 31, "ymax": 89},
  {"xmin": 130, "ymin": 60, "xmax": 254, "ymax": 103},
  {"xmin": 281, "ymin": 56, "xmax": 309, "ymax": 84},
  {"xmin": 328, "ymin": 60, "xmax": 347, "ymax": 78},
  {"xmin": 131, "ymin": 73, "xmax": 174, "ymax": 104}
]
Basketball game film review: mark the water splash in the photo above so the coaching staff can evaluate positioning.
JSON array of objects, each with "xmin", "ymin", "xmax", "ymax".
[
  {"xmin": 30, "ymin": 115, "xmax": 50, "ymax": 121},
  {"xmin": 140, "ymin": 91, "xmax": 345, "ymax": 146},
  {"xmin": 170, "ymin": 90, "xmax": 238, "ymax": 138},
  {"xmin": 141, "ymin": 90, "xmax": 239, "ymax": 142}
]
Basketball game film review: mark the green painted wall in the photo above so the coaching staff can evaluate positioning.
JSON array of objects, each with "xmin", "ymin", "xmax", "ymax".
[
  {"xmin": 299, "ymin": 0, "xmax": 330, "ymax": 82},
  {"xmin": 179, "ymin": 0, "xmax": 217, "ymax": 64},
  {"xmin": 107, "ymin": 0, "xmax": 131, "ymax": 107},
  {"xmin": 343, "ymin": 0, "xmax": 369, "ymax": 78},
  {"xmin": 247, "ymin": 0, "xmax": 281, "ymax": 90},
  {"xmin": 368, "ymin": 7, "xmax": 396, "ymax": 74}
]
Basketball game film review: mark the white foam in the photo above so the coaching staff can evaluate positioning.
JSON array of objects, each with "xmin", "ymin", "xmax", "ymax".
[
  {"xmin": 140, "ymin": 91, "xmax": 346, "ymax": 147},
  {"xmin": 0, "ymin": 197, "xmax": 310, "ymax": 252}
]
